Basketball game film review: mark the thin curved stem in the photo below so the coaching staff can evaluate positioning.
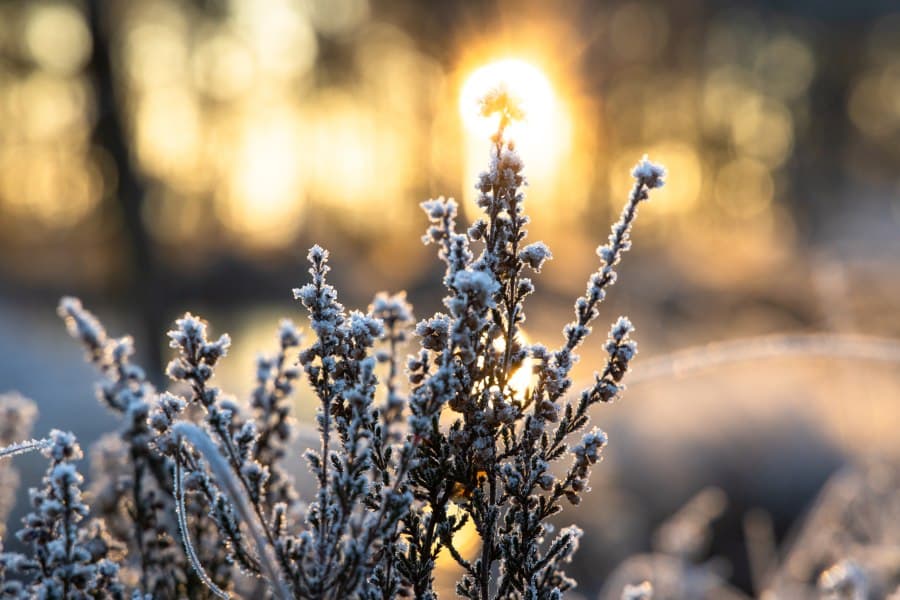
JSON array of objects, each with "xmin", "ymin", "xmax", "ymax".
[
  {"xmin": 173, "ymin": 453, "xmax": 230, "ymax": 600},
  {"xmin": 629, "ymin": 333, "xmax": 900, "ymax": 385},
  {"xmin": 174, "ymin": 423, "xmax": 292, "ymax": 600}
]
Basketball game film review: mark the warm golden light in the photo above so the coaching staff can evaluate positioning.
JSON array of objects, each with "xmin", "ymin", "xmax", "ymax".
[
  {"xmin": 434, "ymin": 334, "xmax": 534, "ymax": 594},
  {"xmin": 491, "ymin": 332, "xmax": 537, "ymax": 400},
  {"xmin": 434, "ymin": 502, "xmax": 481, "ymax": 593},
  {"xmin": 458, "ymin": 59, "xmax": 572, "ymax": 220},
  {"xmin": 609, "ymin": 143, "xmax": 703, "ymax": 217},
  {"xmin": 222, "ymin": 110, "xmax": 306, "ymax": 247},
  {"xmin": 459, "ymin": 59, "xmax": 555, "ymax": 139},
  {"xmin": 24, "ymin": 3, "xmax": 92, "ymax": 75}
]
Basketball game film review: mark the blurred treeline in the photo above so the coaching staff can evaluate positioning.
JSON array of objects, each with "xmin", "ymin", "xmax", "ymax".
[{"xmin": 1, "ymin": 0, "xmax": 899, "ymax": 369}]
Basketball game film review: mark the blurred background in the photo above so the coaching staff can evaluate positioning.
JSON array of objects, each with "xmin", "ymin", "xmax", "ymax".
[{"xmin": 1, "ymin": 0, "xmax": 899, "ymax": 596}]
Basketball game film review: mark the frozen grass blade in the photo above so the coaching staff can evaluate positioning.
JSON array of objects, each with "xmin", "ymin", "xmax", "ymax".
[{"xmin": 630, "ymin": 333, "xmax": 900, "ymax": 385}]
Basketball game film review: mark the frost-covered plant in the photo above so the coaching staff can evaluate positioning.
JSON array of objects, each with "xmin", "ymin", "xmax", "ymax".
[
  {"xmin": 393, "ymin": 90, "xmax": 662, "ymax": 600},
  {"xmin": 599, "ymin": 461, "xmax": 900, "ymax": 600},
  {"xmin": 768, "ymin": 462, "xmax": 900, "ymax": 599},
  {"xmin": 0, "ymin": 85, "xmax": 665, "ymax": 599},
  {"xmin": 0, "ymin": 429, "xmax": 125, "ymax": 598},
  {"xmin": 58, "ymin": 298, "xmax": 230, "ymax": 598},
  {"xmin": 599, "ymin": 488, "xmax": 743, "ymax": 600}
]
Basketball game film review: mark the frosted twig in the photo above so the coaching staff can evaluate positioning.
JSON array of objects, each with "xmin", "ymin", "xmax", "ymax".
[{"xmin": 0, "ymin": 437, "xmax": 51, "ymax": 460}]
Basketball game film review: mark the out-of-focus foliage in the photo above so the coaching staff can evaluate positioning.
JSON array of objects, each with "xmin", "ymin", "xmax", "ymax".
[
  {"xmin": 1, "ymin": 0, "xmax": 898, "ymax": 296},
  {"xmin": 0, "ymin": 393, "xmax": 38, "ymax": 538},
  {"xmin": 598, "ymin": 463, "xmax": 900, "ymax": 599}
]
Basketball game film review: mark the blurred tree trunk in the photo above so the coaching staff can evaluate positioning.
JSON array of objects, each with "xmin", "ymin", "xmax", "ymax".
[{"xmin": 86, "ymin": 0, "xmax": 166, "ymax": 378}]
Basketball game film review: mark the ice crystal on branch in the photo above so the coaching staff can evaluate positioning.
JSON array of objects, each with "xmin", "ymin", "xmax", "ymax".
[
  {"xmin": 631, "ymin": 154, "xmax": 666, "ymax": 189},
  {"xmin": 479, "ymin": 83, "xmax": 526, "ymax": 140}
]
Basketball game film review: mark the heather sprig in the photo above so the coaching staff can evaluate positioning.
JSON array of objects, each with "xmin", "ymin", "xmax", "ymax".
[
  {"xmin": 394, "ymin": 89, "xmax": 665, "ymax": 599},
  {"xmin": 370, "ymin": 292, "xmax": 415, "ymax": 429},
  {"xmin": 173, "ymin": 422, "xmax": 291, "ymax": 600},
  {"xmin": 51, "ymin": 270, "xmax": 420, "ymax": 598},
  {"xmin": 289, "ymin": 245, "xmax": 416, "ymax": 598},
  {"xmin": 58, "ymin": 299, "xmax": 229, "ymax": 597},
  {"xmin": 0, "ymin": 430, "xmax": 125, "ymax": 599},
  {"xmin": 163, "ymin": 312, "xmax": 288, "ymax": 587},
  {"xmin": 250, "ymin": 320, "xmax": 302, "ymax": 507},
  {"xmin": 57, "ymin": 298, "xmax": 203, "ymax": 597}
]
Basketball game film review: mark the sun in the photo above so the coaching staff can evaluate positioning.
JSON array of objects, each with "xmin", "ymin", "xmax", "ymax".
[
  {"xmin": 457, "ymin": 58, "xmax": 571, "ymax": 219},
  {"xmin": 491, "ymin": 332, "xmax": 537, "ymax": 400},
  {"xmin": 459, "ymin": 58, "xmax": 556, "ymax": 139}
]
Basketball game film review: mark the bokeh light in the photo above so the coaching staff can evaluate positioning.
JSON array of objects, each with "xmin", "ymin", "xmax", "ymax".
[
  {"xmin": 458, "ymin": 58, "xmax": 575, "ymax": 231},
  {"xmin": 459, "ymin": 58, "xmax": 570, "ymax": 187},
  {"xmin": 24, "ymin": 3, "xmax": 92, "ymax": 75}
]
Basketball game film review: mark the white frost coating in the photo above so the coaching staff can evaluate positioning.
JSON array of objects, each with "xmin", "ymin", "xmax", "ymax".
[
  {"xmin": 173, "ymin": 457, "xmax": 230, "ymax": 600},
  {"xmin": 173, "ymin": 422, "xmax": 291, "ymax": 600},
  {"xmin": 0, "ymin": 437, "xmax": 51, "ymax": 460},
  {"xmin": 452, "ymin": 269, "xmax": 500, "ymax": 305},
  {"xmin": 819, "ymin": 560, "xmax": 867, "ymax": 599},
  {"xmin": 630, "ymin": 154, "xmax": 666, "ymax": 188},
  {"xmin": 622, "ymin": 580, "xmax": 653, "ymax": 600}
]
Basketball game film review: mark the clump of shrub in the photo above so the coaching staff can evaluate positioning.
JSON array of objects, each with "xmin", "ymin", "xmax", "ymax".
[{"xmin": 0, "ymin": 89, "xmax": 666, "ymax": 599}]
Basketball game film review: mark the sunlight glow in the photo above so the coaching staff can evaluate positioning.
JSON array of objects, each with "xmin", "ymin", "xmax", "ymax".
[
  {"xmin": 459, "ymin": 59, "xmax": 555, "ymax": 139},
  {"xmin": 492, "ymin": 332, "xmax": 537, "ymax": 400},
  {"xmin": 458, "ymin": 59, "xmax": 572, "ymax": 221},
  {"xmin": 507, "ymin": 359, "xmax": 536, "ymax": 399},
  {"xmin": 223, "ymin": 113, "xmax": 306, "ymax": 246},
  {"xmin": 434, "ymin": 503, "xmax": 480, "ymax": 581}
]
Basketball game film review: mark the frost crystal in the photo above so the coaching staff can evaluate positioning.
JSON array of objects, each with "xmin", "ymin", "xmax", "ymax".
[{"xmin": 631, "ymin": 154, "xmax": 666, "ymax": 189}]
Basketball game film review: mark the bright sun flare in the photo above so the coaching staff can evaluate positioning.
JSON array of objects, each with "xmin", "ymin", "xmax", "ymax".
[
  {"xmin": 459, "ymin": 58, "xmax": 556, "ymax": 138},
  {"xmin": 458, "ymin": 58, "xmax": 571, "ymax": 218}
]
